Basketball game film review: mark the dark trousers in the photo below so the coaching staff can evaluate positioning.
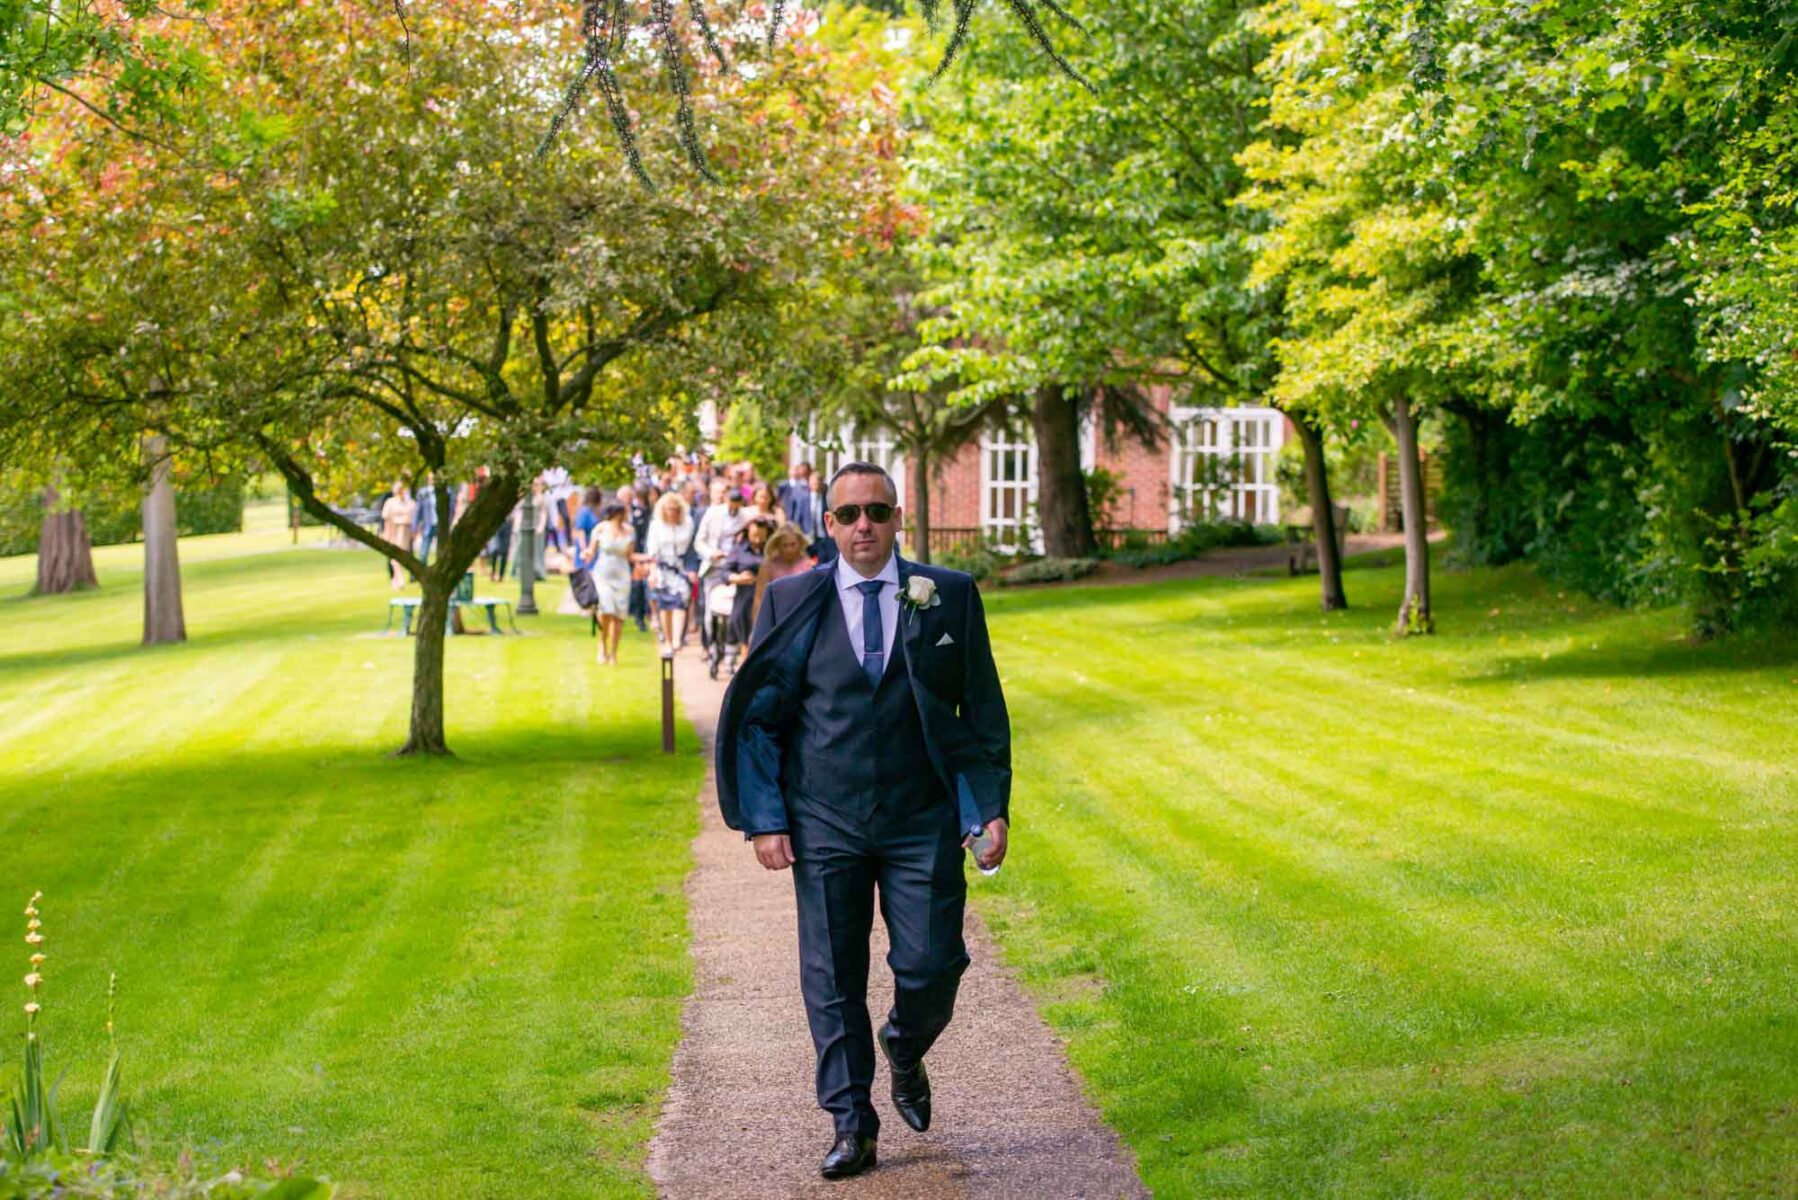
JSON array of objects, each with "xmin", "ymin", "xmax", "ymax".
[
  {"xmin": 628, "ymin": 577, "xmax": 648, "ymax": 623},
  {"xmin": 787, "ymin": 790, "xmax": 970, "ymax": 1138}
]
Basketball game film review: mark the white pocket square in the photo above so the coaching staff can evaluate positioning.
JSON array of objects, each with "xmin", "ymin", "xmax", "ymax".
[{"xmin": 935, "ymin": 632, "xmax": 955, "ymax": 646}]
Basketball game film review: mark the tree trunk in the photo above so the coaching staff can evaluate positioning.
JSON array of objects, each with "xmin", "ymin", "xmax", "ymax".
[
  {"xmin": 405, "ymin": 580, "xmax": 453, "ymax": 755},
  {"xmin": 264, "ymin": 441, "xmax": 515, "ymax": 757},
  {"xmin": 394, "ymin": 473, "xmax": 519, "ymax": 756},
  {"xmin": 1291, "ymin": 412, "xmax": 1347, "ymax": 612},
  {"xmin": 32, "ymin": 486, "xmax": 99, "ymax": 595},
  {"xmin": 908, "ymin": 440, "xmax": 932, "ymax": 564},
  {"xmin": 141, "ymin": 434, "xmax": 187, "ymax": 645},
  {"xmin": 1030, "ymin": 383, "xmax": 1097, "ymax": 558},
  {"xmin": 1386, "ymin": 394, "xmax": 1433, "ymax": 635}
]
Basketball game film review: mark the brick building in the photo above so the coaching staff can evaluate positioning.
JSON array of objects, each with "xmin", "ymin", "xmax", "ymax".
[{"xmin": 788, "ymin": 386, "xmax": 1288, "ymax": 557}]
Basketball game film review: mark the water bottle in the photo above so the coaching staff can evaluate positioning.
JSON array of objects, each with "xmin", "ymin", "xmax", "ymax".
[{"xmin": 967, "ymin": 826, "xmax": 1001, "ymax": 878}]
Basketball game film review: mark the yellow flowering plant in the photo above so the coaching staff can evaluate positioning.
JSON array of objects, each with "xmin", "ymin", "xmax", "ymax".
[{"xmin": 3, "ymin": 892, "xmax": 129, "ymax": 1163}]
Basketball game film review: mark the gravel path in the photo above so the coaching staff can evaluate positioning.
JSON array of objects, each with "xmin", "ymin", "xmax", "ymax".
[{"xmin": 648, "ymin": 650, "xmax": 1149, "ymax": 1200}]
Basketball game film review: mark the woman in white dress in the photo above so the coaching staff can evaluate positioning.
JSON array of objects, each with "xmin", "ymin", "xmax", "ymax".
[
  {"xmin": 587, "ymin": 501, "xmax": 634, "ymax": 665},
  {"xmin": 638, "ymin": 492, "xmax": 694, "ymax": 657}
]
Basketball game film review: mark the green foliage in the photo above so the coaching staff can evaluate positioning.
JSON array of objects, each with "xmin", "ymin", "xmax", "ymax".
[
  {"xmin": 936, "ymin": 545, "xmax": 999, "ymax": 581},
  {"xmin": 0, "ymin": 479, "xmax": 242, "ymax": 558},
  {"xmin": 713, "ymin": 397, "xmax": 793, "ymax": 487},
  {"xmin": 0, "ymin": 1155, "xmax": 331, "ymax": 1199},
  {"xmin": 4, "ymin": 1033, "xmax": 56, "ymax": 1163},
  {"xmin": 1242, "ymin": 0, "xmax": 1798, "ymax": 634},
  {"xmin": 997, "ymin": 555, "xmax": 1100, "ymax": 584},
  {"xmin": 1082, "ymin": 466, "xmax": 1122, "ymax": 530},
  {"xmin": 0, "ymin": 0, "xmax": 208, "ymax": 137},
  {"xmin": 901, "ymin": 0, "xmax": 1274, "ymax": 437}
]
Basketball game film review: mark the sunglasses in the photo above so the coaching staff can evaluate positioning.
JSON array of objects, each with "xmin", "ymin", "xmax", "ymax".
[{"xmin": 829, "ymin": 502, "xmax": 896, "ymax": 525}]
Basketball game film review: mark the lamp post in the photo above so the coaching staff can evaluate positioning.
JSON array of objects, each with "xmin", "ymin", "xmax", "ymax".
[{"xmin": 516, "ymin": 487, "xmax": 539, "ymax": 616}]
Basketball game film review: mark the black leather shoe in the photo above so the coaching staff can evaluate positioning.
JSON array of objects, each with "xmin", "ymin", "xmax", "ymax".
[
  {"xmin": 820, "ymin": 1133, "xmax": 877, "ymax": 1179},
  {"xmin": 879, "ymin": 1022, "xmax": 932, "ymax": 1132}
]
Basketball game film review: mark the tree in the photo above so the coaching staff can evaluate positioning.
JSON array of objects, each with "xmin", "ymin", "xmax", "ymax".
[
  {"xmin": 1240, "ymin": 0, "xmax": 1498, "ymax": 634},
  {"xmin": 0, "ymin": 71, "xmax": 223, "ymax": 629},
  {"xmin": 3, "ymin": 0, "xmax": 895, "ymax": 755},
  {"xmin": 902, "ymin": 8, "xmax": 1171, "ymax": 558},
  {"xmin": 1285, "ymin": 410, "xmax": 1346, "ymax": 610},
  {"xmin": 904, "ymin": 0, "xmax": 1335, "ymax": 573},
  {"xmin": 537, "ymin": 0, "xmax": 1094, "ymax": 178},
  {"xmin": 782, "ymin": 208, "xmax": 1003, "ymax": 563},
  {"xmin": 1389, "ymin": 0, "xmax": 1793, "ymax": 633},
  {"xmin": 841, "ymin": 287, "xmax": 1006, "ymax": 564}
]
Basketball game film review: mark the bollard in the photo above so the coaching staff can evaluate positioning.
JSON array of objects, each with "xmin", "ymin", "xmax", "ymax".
[{"xmin": 661, "ymin": 655, "xmax": 676, "ymax": 754}]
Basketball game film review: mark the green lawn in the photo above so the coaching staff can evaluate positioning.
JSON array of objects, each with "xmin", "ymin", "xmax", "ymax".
[
  {"xmin": 0, "ymin": 522, "xmax": 701, "ymax": 1198},
  {"xmin": 975, "ymin": 561, "xmax": 1798, "ymax": 1197},
  {"xmin": 8, "ymin": 524, "xmax": 1795, "ymax": 1198}
]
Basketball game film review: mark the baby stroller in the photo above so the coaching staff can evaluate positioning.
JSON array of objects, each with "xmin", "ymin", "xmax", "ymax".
[{"xmin": 703, "ymin": 568, "xmax": 738, "ymax": 680}]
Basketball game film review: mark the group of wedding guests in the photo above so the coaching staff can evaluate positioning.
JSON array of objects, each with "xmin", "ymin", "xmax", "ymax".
[
  {"xmin": 373, "ymin": 455, "xmax": 841, "ymax": 674},
  {"xmin": 572, "ymin": 462, "xmax": 835, "ymax": 675}
]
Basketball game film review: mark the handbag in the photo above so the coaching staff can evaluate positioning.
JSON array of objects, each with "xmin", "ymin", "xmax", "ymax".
[{"xmin": 569, "ymin": 568, "xmax": 599, "ymax": 611}]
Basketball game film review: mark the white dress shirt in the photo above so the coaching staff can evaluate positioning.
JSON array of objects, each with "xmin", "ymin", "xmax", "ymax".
[{"xmin": 835, "ymin": 551, "xmax": 900, "ymax": 669}]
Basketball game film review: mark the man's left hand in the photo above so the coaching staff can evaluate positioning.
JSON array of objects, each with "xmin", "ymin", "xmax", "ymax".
[{"xmin": 963, "ymin": 818, "xmax": 1008, "ymax": 870}]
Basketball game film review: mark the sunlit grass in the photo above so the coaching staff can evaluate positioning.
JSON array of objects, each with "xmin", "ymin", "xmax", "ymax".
[
  {"xmin": 976, "ymin": 560, "xmax": 1798, "ymax": 1198},
  {"xmin": 10, "ymin": 517, "xmax": 1794, "ymax": 1196},
  {"xmin": 1, "ymin": 527, "xmax": 700, "ymax": 1198}
]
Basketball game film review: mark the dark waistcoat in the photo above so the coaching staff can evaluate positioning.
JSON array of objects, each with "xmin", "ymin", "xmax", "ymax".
[{"xmin": 783, "ymin": 584, "xmax": 945, "ymax": 817}]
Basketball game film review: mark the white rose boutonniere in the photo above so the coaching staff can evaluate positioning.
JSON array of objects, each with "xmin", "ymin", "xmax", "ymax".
[{"xmin": 900, "ymin": 574, "xmax": 941, "ymax": 624}]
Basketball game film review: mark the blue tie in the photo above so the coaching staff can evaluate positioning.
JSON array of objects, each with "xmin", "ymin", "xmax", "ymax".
[{"xmin": 857, "ymin": 580, "xmax": 884, "ymax": 687}]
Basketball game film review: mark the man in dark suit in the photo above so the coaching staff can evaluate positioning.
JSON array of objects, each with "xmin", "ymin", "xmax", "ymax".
[
  {"xmin": 714, "ymin": 462, "xmax": 1011, "ymax": 1180},
  {"xmin": 796, "ymin": 469, "xmax": 836, "ymax": 564},
  {"xmin": 779, "ymin": 461, "xmax": 820, "ymax": 535}
]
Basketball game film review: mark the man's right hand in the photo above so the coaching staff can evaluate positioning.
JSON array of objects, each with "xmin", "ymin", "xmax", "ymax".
[{"xmin": 753, "ymin": 833, "xmax": 796, "ymax": 871}]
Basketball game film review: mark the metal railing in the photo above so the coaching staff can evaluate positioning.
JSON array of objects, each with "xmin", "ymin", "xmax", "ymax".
[{"xmin": 913, "ymin": 524, "xmax": 1169, "ymax": 558}]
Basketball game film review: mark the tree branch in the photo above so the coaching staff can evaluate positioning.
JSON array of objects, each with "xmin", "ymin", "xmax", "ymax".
[{"xmin": 256, "ymin": 433, "xmax": 428, "ymax": 582}]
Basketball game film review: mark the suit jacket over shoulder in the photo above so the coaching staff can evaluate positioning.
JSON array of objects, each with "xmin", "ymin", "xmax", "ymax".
[{"xmin": 713, "ymin": 555, "xmax": 1012, "ymax": 837}]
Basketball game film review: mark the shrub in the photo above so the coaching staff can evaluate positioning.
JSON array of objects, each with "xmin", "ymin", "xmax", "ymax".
[
  {"xmin": 1108, "ymin": 520, "xmax": 1280, "ymax": 569},
  {"xmin": 1439, "ymin": 406, "xmax": 1798, "ymax": 633},
  {"xmin": 998, "ymin": 556, "xmax": 1102, "ymax": 586},
  {"xmin": 1083, "ymin": 466, "xmax": 1123, "ymax": 530},
  {"xmin": 936, "ymin": 546, "xmax": 998, "ymax": 583}
]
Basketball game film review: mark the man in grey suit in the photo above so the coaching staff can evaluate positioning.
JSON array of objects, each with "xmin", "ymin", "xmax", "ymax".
[{"xmin": 715, "ymin": 462, "xmax": 1011, "ymax": 1179}]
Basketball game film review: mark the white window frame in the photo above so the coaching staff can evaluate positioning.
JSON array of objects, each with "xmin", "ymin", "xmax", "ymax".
[
  {"xmin": 1167, "ymin": 405, "xmax": 1284, "ymax": 530},
  {"xmin": 797, "ymin": 419, "xmax": 906, "ymax": 508},
  {"xmin": 979, "ymin": 427, "xmax": 1042, "ymax": 553}
]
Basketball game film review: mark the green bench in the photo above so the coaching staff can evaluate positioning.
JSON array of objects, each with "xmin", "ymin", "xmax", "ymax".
[{"xmin": 384, "ymin": 573, "xmax": 519, "ymax": 635}]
